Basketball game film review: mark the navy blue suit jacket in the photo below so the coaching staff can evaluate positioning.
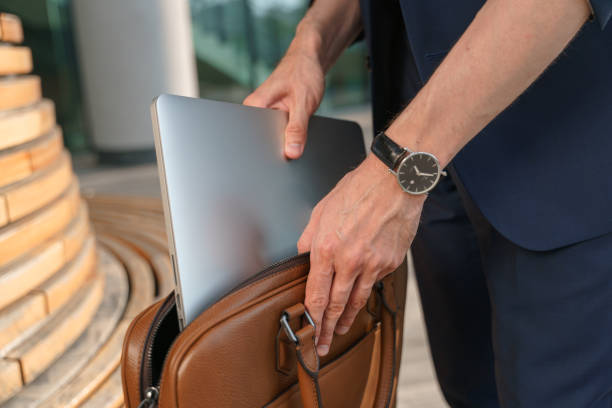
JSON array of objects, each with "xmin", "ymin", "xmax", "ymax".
[{"xmin": 359, "ymin": 0, "xmax": 612, "ymax": 250}]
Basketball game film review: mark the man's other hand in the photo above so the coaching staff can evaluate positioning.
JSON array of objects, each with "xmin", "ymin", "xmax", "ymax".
[{"xmin": 243, "ymin": 47, "xmax": 325, "ymax": 159}]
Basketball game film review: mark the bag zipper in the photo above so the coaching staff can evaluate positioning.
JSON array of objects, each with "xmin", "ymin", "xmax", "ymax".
[
  {"xmin": 225, "ymin": 252, "xmax": 309, "ymax": 296},
  {"xmin": 136, "ymin": 253, "xmax": 310, "ymax": 407},
  {"xmin": 137, "ymin": 386, "xmax": 159, "ymax": 408},
  {"xmin": 138, "ymin": 294, "xmax": 176, "ymax": 406}
]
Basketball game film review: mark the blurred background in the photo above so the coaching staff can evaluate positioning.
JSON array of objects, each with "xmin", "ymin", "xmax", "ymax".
[{"xmin": 0, "ymin": 0, "xmax": 447, "ymax": 406}]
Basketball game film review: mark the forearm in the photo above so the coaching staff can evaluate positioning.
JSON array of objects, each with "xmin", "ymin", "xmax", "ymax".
[
  {"xmin": 386, "ymin": 0, "xmax": 591, "ymax": 168},
  {"xmin": 289, "ymin": 0, "xmax": 362, "ymax": 72}
]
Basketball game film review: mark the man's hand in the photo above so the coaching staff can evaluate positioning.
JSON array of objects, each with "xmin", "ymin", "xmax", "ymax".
[
  {"xmin": 243, "ymin": 48, "xmax": 324, "ymax": 159},
  {"xmin": 297, "ymin": 155, "xmax": 425, "ymax": 356}
]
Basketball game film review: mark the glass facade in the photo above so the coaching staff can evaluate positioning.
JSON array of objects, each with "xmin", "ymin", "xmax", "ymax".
[
  {"xmin": 1, "ymin": 0, "xmax": 369, "ymax": 153},
  {"xmin": 189, "ymin": 0, "xmax": 370, "ymax": 112},
  {"xmin": 1, "ymin": 0, "xmax": 87, "ymax": 152}
]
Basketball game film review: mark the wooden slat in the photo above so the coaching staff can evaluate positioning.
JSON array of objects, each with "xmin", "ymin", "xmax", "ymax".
[
  {"xmin": 0, "ymin": 127, "xmax": 63, "ymax": 188},
  {"xmin": 0, "ymin": 45, "xmax": 32, "ymax": 75},
  {"xmin": 0, "ymin": 14, "xmax": 23, "ymax": 44},
  {"xmin": 63, "ymin": 202, "xmax": 90, "ymax": 260},
  {"xmin": 0, "ymin": 240, "xmax": 63, "ymax": 312},
  {"xmin": 29, "ymin": 127, "xmax": 64, "ymax": 170},
  {"xmin": 0, "ymin": 75, "xmax": 40, "ymax": 111},
  {"xmin": 0, "ymin": 99, "xmax": 55, "ymax": 151},
  {"xmin": 2, "ymin": 248, "xmax": 129, "ymax": 407},
  {"xmin": 0, "ymin": 150, "xmax": 72, "ymax": 225},
  {"xmin": 37, "ymin": 235, "xmax": 97, "ymax": 313},
  {"xmin": 85, "ymin": 194, "xmax": 164, "ymax": 213},
  {"xmin": 4, "ymin": 271, "xmax": 103, "ymax": 385},
  {"xmin": 0, "ymin": 180, "xmax": 79, "ymax": 267},
  {"xmin": 79, "ymin": 368, "xmax": 124, "ymax": 408},
  {"xmin": 90, "ymin": 208, "xmax": 167, "ymax": 238},
  {"xmin": 0, "ymin": 293, "xmax": 46, "ymax": 351},
  {"xmin": 0, "ymin": 360, "xmax": 21, "ymax": 402},
  {"xmin": 0, "ymin": 203, "xmax": 88, "ymax": 312}
]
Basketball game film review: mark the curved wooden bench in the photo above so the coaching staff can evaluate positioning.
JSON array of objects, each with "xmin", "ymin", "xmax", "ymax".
[
  {"xmin": 40, "ymin": 236, "xmax": 158, "ymax": 407},
  {"xmin": 0, "ymin": 75, "xmax": 40, "ymax": 111},
  {"xmin": 37, "ymin": 234, "xmax": 97, "ymax": 313},
  {"xmin": 0, "ymin": 127, "xmax": 63, "ymax": 189},
  {"xmin": 0, "ymin": 202, "xmax": 88, "ymax": 312},
  {"xmin": 0, "ymin": 99, "xmax": 55, "ymax": 151},
  {"xmin": 0, "ymin": 45, "xmax": 32, "ymax": 75},
  {"xmin": 0, "ymin": 179, "xmax": 79, "ymax": 267},
  {"xmin": 0, "ymin": 150, "xmax": 72, "ymax": 226},
  {"xmin": 0, "ymin": 233, "xmax": 94, "ymax": 351},
  {"xmin": 97, "ymin": 235, "xmax": 156, "ymax": 317},
  {"xmin": 89, "ymin": 208, "xmax": 168, "ymax": 239},
  {"xmin": 2, "ymin": 248, "xmax": 129, "ymax": 407},
  {"xmin": 3, "ymin": 270, "xmax": 103, "ymax": 387},
  {"xmin": 98, "ymin": 231, "xmax": 173, "ymax": 299},
  {"xmin": 0, "ymin": 13, "xmax": 23, "ymax": 44}
]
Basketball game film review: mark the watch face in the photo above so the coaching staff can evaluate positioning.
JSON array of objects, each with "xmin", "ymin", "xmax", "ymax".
[{"xmin": 397, "ymin": 152, "xmax": 441, "ymax": 194}]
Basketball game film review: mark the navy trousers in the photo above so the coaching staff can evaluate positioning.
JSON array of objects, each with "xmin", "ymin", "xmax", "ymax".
[{"xmin": 411, "ymin": 171, "xmax": 612, "ymax": 407}]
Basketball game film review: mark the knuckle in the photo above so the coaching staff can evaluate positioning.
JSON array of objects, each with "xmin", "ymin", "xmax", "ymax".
[
  {"xmin": 315, "ymin": 236, "xmax": 337, "ymax": 259},
  {"xmin": 341, "ymin": 249, "xmax": 364, "ymax": 271},
  {"xmin": 348, "ymin": 296, "xmax": 367, "ymax": 311},
  {"xmin": 285, "ymin": 123, "xmax": 306, "ymax": 138},
  {"xmin": 306, "ymin": 295, "xmax": 328, "ymax": 312},
  {"xmin": 326, "ymin": 302, "xmax": 345, "ymax": 318}
]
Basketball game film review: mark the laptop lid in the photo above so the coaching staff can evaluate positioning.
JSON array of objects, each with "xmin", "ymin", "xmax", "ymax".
[{"xmin": 151, "ymin": 94, "xmax": 366, "ymax": 329}]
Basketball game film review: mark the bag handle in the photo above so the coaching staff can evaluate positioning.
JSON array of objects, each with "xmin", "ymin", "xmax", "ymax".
[{"xmin": 280, "ymin": 279, "xmax": 399, "ymax": 408}]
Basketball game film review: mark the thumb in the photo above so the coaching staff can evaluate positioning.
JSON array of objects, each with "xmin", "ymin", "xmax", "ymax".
[{"xmin": 284, "ymin": 102, "xmax": 310, "ymax": 159}]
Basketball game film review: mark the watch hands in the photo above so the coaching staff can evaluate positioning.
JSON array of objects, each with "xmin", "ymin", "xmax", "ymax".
[{"xmin": 413, "ymin": 166, "xmax": 435, "ymax": 177}]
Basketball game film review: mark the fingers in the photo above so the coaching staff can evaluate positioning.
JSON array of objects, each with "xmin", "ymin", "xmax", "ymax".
[
  {"xmin": 316, "ymin": 268, "xmax": 356, "ymax": 356},
  {"xmin": 335, "ymin": 273, "xmax": 376, "ymax": 335},
  {"xmin": 303, "ymin": 238, "xmax": 335, "ymax": 345},
  {"xmin": 243, "ymin": 92, "xmax": 268, "ymax": 108},
  {"xmin": 284, "ymin": 100, "xmax": 310, "ymax": 159}
]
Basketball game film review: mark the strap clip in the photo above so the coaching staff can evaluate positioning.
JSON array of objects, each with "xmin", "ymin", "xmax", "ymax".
[{"xmin": 280, "ymin": 309, "xmax": 315, "ymax": 344}]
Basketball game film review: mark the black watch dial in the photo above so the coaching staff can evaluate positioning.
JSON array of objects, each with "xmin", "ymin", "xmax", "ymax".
[{"xmin": 397, "ymin": 152, "xmax": 441, "ymax": 194}]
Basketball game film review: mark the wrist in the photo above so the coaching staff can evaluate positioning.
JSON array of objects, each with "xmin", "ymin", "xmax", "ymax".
[
  {"xmin": 385, "ymin": 122, "xmax": 452, "ymax": 170},
  {"xmin": 362, "ymin": 154, "xmax": 427, "ymax": 205},
  {"xmin": 292, "ymin": 19, "xmax": 326, "ymax": 68}
]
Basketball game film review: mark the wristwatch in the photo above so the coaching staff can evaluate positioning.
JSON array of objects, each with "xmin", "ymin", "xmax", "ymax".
[{"xmin": 371, "ymin": 132, "xmax": 446, "ymax": 195}]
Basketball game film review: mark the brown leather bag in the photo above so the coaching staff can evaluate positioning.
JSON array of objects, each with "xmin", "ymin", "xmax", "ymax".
[{"xmin": 121, "ymin": 253, "xmax": 407, "ymax": 408}]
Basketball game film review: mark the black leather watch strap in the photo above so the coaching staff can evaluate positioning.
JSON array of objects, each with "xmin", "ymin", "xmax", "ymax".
[{"xmin": 371, "ymin": 132, "xmax": 407, "ymax": 170}]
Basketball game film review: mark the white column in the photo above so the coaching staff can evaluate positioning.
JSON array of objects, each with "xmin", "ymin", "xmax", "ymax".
[{"xmin": 72, "ymin": 0, "xmax": 198, "ymax": 160}]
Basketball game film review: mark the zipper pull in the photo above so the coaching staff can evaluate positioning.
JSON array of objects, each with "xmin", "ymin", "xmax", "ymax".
[{"xmin": 137, "ymin": 386, "xmax": 159, "ymax": 408}]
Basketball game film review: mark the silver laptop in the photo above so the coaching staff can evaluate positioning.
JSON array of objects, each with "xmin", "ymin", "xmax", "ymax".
[{"xmin": 151, "ymin": 94, "xmax": 366, "ymax": 329}]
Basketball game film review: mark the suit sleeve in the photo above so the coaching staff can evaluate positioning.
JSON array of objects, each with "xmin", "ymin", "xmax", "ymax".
[{"xmin": 589, "ymin": 0, "xmax": 612, "ymax": 29}]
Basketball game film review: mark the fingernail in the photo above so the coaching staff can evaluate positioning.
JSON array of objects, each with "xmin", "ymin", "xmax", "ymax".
[
  {"xmin": 317, "ymin": 344, "xmax": 329, "ymax": 356},
  {"xmin": 335, "ymin": 325, "xmax": 349, "ymax": 335},
  {"xmin": 286, "ymin": 143, "xmax": 302, "ymax": 157}
]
